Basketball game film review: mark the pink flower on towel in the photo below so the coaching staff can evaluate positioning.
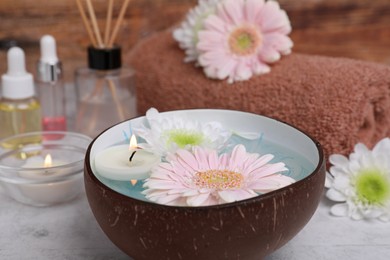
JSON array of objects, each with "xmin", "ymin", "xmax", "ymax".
[
  {"xmin": 143, "ymin": 144, "xmax": 295, "ymax": 206},
  {"xmin": 197, "ymin": 0, "xmax": 293, "ymax": 83}
]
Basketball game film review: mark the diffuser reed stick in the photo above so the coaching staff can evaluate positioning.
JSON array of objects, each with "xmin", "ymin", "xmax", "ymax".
[
  {"xmin": 108, "ymin": 0, "xmax": 131, "ymax": 48},
  {"xmin": 85, "ymin": 0, "xmax": 104, "ymax": 47},
  {"xmin": 75, "ymin": 0, "xmax": 97, "ymax": 47},
  {"xmin": 104, "ymin": 0, "xmax": 114, "ymax": 46},
  {"xmin": 76, "ymin": 0, "xmax": 130, "ymax": 49}
]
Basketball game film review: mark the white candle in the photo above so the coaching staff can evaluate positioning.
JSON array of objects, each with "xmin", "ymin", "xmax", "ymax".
[
  {"xmin": 20, "ymin": 154, "xmax": 67, "ymax": 179},
  {"xmin": 17, "ymin": 154, "xmax": 82, "ymax": 206},
  {"xmin": 94, "ymin": 135, "xmax": 160, "ymax": 181}
]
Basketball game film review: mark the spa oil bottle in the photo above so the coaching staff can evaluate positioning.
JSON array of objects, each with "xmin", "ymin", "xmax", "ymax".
[
  {"xmin": 36, "ymin": 35, "xmax": 66, "ymax": 132},
  {"xmin": 74, "ymin": 46, "xmax": 136, "ymax": 137},
  {"xmin": 0, "ymin": 47, "xmax": 42, "ymax": 141}
]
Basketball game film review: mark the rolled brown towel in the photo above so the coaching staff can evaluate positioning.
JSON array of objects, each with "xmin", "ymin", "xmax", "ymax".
[{"xmin": 126, "ymin": 30, "xmax": 390, "ymax": 157}]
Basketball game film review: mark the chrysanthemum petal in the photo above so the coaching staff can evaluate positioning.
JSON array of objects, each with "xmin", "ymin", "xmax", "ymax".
[
  {"xmin": 326, "ymin": 189, "xmax": 347, "ymax": 202},
  {"xmin": 330, "ymin": 203, "xmax": 349, "ymax": 217}
]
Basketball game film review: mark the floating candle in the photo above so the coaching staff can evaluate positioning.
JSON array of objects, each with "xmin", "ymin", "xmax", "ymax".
[{"xmin": 94, "ymin": 135, "xmax": 160, "ymax": 181}]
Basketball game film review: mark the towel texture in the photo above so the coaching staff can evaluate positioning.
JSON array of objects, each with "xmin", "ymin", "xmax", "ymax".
[{"xmin": 127, "ymin": 30, "xmax": 390, "ymax": 157}]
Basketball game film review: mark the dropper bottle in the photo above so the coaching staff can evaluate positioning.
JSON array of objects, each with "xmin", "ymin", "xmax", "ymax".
[
  {"xmin": 0, "ymin": 47, "xmax": 42, "ymax": 140},
  {"xmin": 36, "ymin": 35, "xmax": 66, "ymax": 132}
]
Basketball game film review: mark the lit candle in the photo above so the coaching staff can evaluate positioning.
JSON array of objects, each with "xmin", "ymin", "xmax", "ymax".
[
  {"xmin": 21, "ymin": 154, "xmax": 67, "ymax": 178},
  {"xmin": 17, "ymin": 153, "xmax": 81, "ymax": 206},
  {"xmin": 94, "ymin": 135, "xmax": 160, "ymax": 181}
]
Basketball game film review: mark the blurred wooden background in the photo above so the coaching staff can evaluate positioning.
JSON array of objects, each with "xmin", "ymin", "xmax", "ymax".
[{"xmin": 0, "ymin": 0, "xmax": 390, "ymax": 83}]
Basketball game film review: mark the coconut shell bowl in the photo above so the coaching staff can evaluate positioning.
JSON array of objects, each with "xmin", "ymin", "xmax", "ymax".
[{"xmin": 84, "ymin": 109, "xmax": 325, "ymax": 260}]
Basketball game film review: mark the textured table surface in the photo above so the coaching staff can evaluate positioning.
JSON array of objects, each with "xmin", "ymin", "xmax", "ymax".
[{"xmin": 0, "ymin": 187, "xmax": 389, "ymax": 260}]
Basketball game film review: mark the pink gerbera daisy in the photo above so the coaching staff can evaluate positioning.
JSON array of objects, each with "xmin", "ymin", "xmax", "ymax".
[
  {"xmin": 197, "ymin": 0, "xmax": 293, "ymax": 83},
  {"xmin": 143, "ymin": 144, "xmax": 295, "ymax": 206}
]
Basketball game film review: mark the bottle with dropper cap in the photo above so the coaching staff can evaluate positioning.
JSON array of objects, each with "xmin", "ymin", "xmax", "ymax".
[
  {"xmin": 36, "ymin": 35, "xmax": 66, "ymax": 132},
  {"xmin": 0, "ymin": 47, "xmax": 42, "ymax": 140}
]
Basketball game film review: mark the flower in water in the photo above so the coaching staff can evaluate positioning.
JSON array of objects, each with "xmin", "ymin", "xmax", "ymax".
[
  {"xmin": 143, "ymin": 144, "xmax": 295, "ymax": 206},
  {"xmin": 326, "ymin": 138, "xmax": 390, "ymax": 221},
  {"xmin": 197, "ymin": 0, "xmax": 293, "ymax": 83},
  {"xmin": 173, "ymin": 0, "xmax": 220, "ymax": 63},
  {"xmin": 132, "ymin": 108, "xmax": 231, "ymax": 157}
]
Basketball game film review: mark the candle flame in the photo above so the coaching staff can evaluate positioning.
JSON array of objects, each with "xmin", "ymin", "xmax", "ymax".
[
  {"xmin": 129, "ymin": 134, "xmax": 138, "ymax": 150},
  {"xmin": 44, "ymin": 154, "xmax": 52, "ymax": 168},
  {"xmin": 130, "ymin": 180, "xmax": 137, "ymax": 186}
]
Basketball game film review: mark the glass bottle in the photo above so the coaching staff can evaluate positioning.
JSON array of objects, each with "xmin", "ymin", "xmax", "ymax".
[
  {"xmin": 74, "ymin": 46, "xmax": 137, "ymax": 138},
  {"xmin": 36, "ymin": 35, "xmax": 67, "ymax": 132},
  {"xmin": 0, "ymin": 47, "xmax": 42, "ymax": 144}
]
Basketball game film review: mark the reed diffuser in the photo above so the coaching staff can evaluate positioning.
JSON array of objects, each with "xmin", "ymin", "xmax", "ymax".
[{"xmin": 74, "ymin": 0, "xmax": 136, "ymax": 138}]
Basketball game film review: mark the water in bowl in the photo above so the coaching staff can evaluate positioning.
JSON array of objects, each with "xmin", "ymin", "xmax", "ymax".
[{"xmin": 93, "ymin": 134, "xmax": 316, "ymax": 203}]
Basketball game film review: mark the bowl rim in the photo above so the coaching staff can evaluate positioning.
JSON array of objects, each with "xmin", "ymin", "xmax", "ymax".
[
  {"xmin": 0, "ymin": 131, "xmax": 92, "ymax": 184},
  {"xmin": 85, "ymin": 108, "xmax": 325, "ymax": 210}
]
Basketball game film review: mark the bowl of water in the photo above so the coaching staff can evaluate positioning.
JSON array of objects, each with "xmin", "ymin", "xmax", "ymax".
[{"xmin": 84, "ymin": 109, "xmax": 325, "ymax": 259}]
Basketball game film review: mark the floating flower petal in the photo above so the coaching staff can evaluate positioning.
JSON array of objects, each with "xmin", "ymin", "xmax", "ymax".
[
  {"xmin": 143, "ymin": 144, "xmax": 295, "ymax": 206},
  {"xmin": 132, "ymin": 108, "xmax": 231, "ymax": 157}
]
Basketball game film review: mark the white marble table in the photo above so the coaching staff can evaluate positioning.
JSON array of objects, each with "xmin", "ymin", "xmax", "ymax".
[{"xmin": 1, "ymin": 186, "xmax": 389, "ymax": 260}]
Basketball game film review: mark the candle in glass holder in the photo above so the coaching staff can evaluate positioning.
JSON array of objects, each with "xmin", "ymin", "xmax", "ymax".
[{"xmin": 94, "ymin": 135, "xmax": 160, "ymax": 181}]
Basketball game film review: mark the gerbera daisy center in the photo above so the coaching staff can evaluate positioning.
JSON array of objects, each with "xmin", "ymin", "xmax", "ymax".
[
  {"xmin": 355, "ymin": 169, "xmax": 390, "ymax": 205},
  {"xmin": 193, "ymin": 169, "xmax": 243, "ymax": 189},
  {"xmin": 166, "ymin": 129, "xmax": 204, "ymax": 148},
  {"xmin": 228, "ymin": 26, "xmax": 262, "ymax": 56}
]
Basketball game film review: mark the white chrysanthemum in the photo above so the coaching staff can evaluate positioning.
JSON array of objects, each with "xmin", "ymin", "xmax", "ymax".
[
  {"xmin": 132, "ymin": 108, "xmax": 231, "ymax": 157},
  {"xmin": 173, "ymin": 0, "xmax": 220, "ymax": 63},
  {"xmin": 325, "ymin": 138, "xmax": 390, "ymax": 222}
]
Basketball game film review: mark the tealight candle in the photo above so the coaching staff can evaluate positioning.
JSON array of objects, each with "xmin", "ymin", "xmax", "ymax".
[
  {"xmin": 94, "ymin": 135, "xmax": 160, "ymax": 181},
  {"xmin": 20, "ymin": 154, "xmax": 67, "ymax": 178}
]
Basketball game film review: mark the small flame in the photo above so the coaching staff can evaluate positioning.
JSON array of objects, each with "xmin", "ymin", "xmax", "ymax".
[
  {"xmin": 129, "ymin": 134, "xmax": 138, "ymax": 150},
  {"xmin": 44, "ymin": 154, "xmax": 52, "ymax": 168},
  {"xmin": 130, "ymin": 180, "xmax": 137, "ymax": 186}
]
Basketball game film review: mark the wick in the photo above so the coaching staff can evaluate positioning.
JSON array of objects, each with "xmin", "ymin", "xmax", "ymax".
[{"xmin": 129, "ymin": 151, "xmax": 136, "ymax": 162}]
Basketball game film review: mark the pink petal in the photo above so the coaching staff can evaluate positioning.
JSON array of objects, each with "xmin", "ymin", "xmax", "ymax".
[
  {"xmin": 186, "ymin": 193, "xmax": 211, "ymax": 206},
  {"xmin": 216, "ymin": 0, "xmax": 233, "ymax": 24},
  {"xmin": 203, "ymin": 66, "xmax": 218, "ymax": 79},
  {"xmin": 263, "ymin": 33, "xmax": 293, "ymax": 53},
  {"xmin": 248, "ymin": 174, "xmax": 294, "ymax": 192},
  {"xmin": 234, "ymin": 61, "xmax": 252, "ymax": 81},
  {"xmin": 198, "ymin": 30, "xmax": 224, "ymax": 45},
  {"xmin": 259, "ymin": 45, "xmax": 281, "ymax": 63},
  {"xmin": 198, "ymin": 51, "xmax": 228, "ymax": 66},
  {"xmin": 218, "ymin": 153, "xmax": 230, "ymax": 169},
  {"xmin": 216, "ymin": 58, "xmax": 237, "ymax": 80},
  {"xmin": 253, "ymin": 162, "xmax": 287, "ymax": 179},
  {"xmin": 204, "ymin": 14, "xmax": 227, "ymax": 33},
  {"xmin": 176, "ymin": 149, "xmax": 199, "ymax": 171},
  {"xmin": 207, "ymin": 149, "xmax": 219, "ymax": 169},
  {"xmin": 245, "ymin": 0, "xmax": 264, "ymax": 23},
  {"xmin": 257, "ymin": 1, "xmax": 291, "ymax": 34},
  {"xmin": 222, "ymin": 0, "xmax": 244, "ymax": 25},
  {"xmin": 218, "ymin": 189, "xmax": 256, "ymax": 203},
  {"xmin": 245, "ymin": 154, "xmax": 274, "ymax": 174},
  {"xmin": 194, "ymin": 147, "xmax": 209, "ymax": 170},
  {"xmin": 228, "ymin": 145, "xmax": 247, "ymax": 170}
]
